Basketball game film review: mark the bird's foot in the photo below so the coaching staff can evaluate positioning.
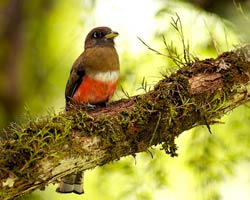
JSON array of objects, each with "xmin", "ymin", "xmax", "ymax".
[{"xmin": 87, "ymin": 103, "xmax": 96, "ymax": 109}]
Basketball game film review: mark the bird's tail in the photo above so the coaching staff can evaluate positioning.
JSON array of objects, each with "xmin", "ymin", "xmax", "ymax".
[{"xmin": 56, "ymin": 171, "xmax": 84, "ymax": 194}]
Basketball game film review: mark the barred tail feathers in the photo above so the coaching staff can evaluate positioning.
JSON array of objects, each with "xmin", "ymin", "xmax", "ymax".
[{"xmin": 56, "ymin": 171, "xmax": 84, "ymax": 194}]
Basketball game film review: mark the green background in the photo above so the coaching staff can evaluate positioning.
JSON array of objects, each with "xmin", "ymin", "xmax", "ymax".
[{"xmin": 1, "ymin": 0, "xmax": 250, "ymax": 199}]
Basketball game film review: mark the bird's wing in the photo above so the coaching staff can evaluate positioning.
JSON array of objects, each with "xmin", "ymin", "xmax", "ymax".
[{"xmin": 65, "ymin": 55, "xmax": 85, "ymax": 109}]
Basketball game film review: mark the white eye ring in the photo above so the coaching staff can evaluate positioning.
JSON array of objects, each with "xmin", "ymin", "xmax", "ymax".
[
  {"xmin": 93, "ymin": 32, "xmax": 98, "ymax": 38},
  {"xmin": 92, "ymin": 31, "xmax": 104, "ymax": 39}
]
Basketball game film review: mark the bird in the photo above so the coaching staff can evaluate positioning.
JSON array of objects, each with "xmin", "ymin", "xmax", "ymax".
[{"xmin": 56, "ymin": 26, "xmax": 120, "ymax": 194}]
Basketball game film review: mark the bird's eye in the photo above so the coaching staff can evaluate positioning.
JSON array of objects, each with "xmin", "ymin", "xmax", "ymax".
[{"xmin": 92, "ymin": 31, "xmax": 104, "ymax": 39}]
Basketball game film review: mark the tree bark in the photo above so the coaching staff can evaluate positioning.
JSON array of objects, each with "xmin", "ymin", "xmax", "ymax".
[{"xmin": 1, "ymin": 44, "xmax": 250, "ymax": 200}]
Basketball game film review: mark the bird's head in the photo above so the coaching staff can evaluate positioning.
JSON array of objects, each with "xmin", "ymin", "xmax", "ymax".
[{"xmin": 84, "ymin": 26, "xmax": 119, "ymax": 49}]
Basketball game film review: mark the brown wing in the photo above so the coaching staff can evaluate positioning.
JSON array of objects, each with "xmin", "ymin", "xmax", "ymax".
[{"xmin": 65, "ymin": 54, "xmax": 85, "ymax": 109}]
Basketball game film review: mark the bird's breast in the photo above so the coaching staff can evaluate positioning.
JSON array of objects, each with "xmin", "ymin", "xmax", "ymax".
[{"xmin": 72, "ymin": 70, "xmax": 119, "ymax": 104}]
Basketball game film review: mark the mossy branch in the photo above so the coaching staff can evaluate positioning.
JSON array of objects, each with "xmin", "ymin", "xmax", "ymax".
[{"xmin": 1, "ymin": 44, "xmax": 250, "ymax": 200}]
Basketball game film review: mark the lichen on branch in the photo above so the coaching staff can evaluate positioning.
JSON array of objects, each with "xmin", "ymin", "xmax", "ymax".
[{"xmin": 0, "ymin": 44, "xmax": 250, "ymax": 200}]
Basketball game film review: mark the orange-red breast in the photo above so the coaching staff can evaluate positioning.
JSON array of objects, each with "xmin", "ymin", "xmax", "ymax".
[{"xmin": 56, "ymin": 27, "xmax": 119, "ymax": 194}]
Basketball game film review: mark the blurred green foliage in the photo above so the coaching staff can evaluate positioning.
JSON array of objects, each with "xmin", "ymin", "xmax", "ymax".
[
  {"xmin": 1, "ymin": 0, "xmax": 250, "ymax": 200},
  {"xmin": 0, "ymin": 0, "xmax": 95, "ymax": 128}
]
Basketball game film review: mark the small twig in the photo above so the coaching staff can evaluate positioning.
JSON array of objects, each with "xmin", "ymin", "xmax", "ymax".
[
  {"xmin": 121, "ymin": 86, "xmax": 130, "ymax": 99},
  {"xmin": 149, "ymin": 112, "xmax": 162, "ymax": 146},
  {"xmin": 137, "ymin": 36, "xmax": 167, "ymax": 57}
]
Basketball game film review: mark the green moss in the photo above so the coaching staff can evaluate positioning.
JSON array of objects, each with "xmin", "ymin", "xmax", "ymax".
[{"xmin": 1, "ymin": 44, "xmax": 250, "ymax": 199}]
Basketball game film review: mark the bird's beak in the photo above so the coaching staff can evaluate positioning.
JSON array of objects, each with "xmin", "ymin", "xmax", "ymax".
[{"xmin": 105, "ymin": 31, "xmax": 119, "ymax": 39}]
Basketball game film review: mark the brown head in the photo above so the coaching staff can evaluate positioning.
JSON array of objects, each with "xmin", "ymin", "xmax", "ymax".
[{"xmin": 84, "ymin": 26, "xmax": 119, "ymax": 49}]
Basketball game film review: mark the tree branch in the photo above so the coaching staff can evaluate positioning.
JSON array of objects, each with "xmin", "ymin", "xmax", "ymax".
[{"xmin": 1, "ymin": 44, "xmax": 250, "ymax": 200}]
